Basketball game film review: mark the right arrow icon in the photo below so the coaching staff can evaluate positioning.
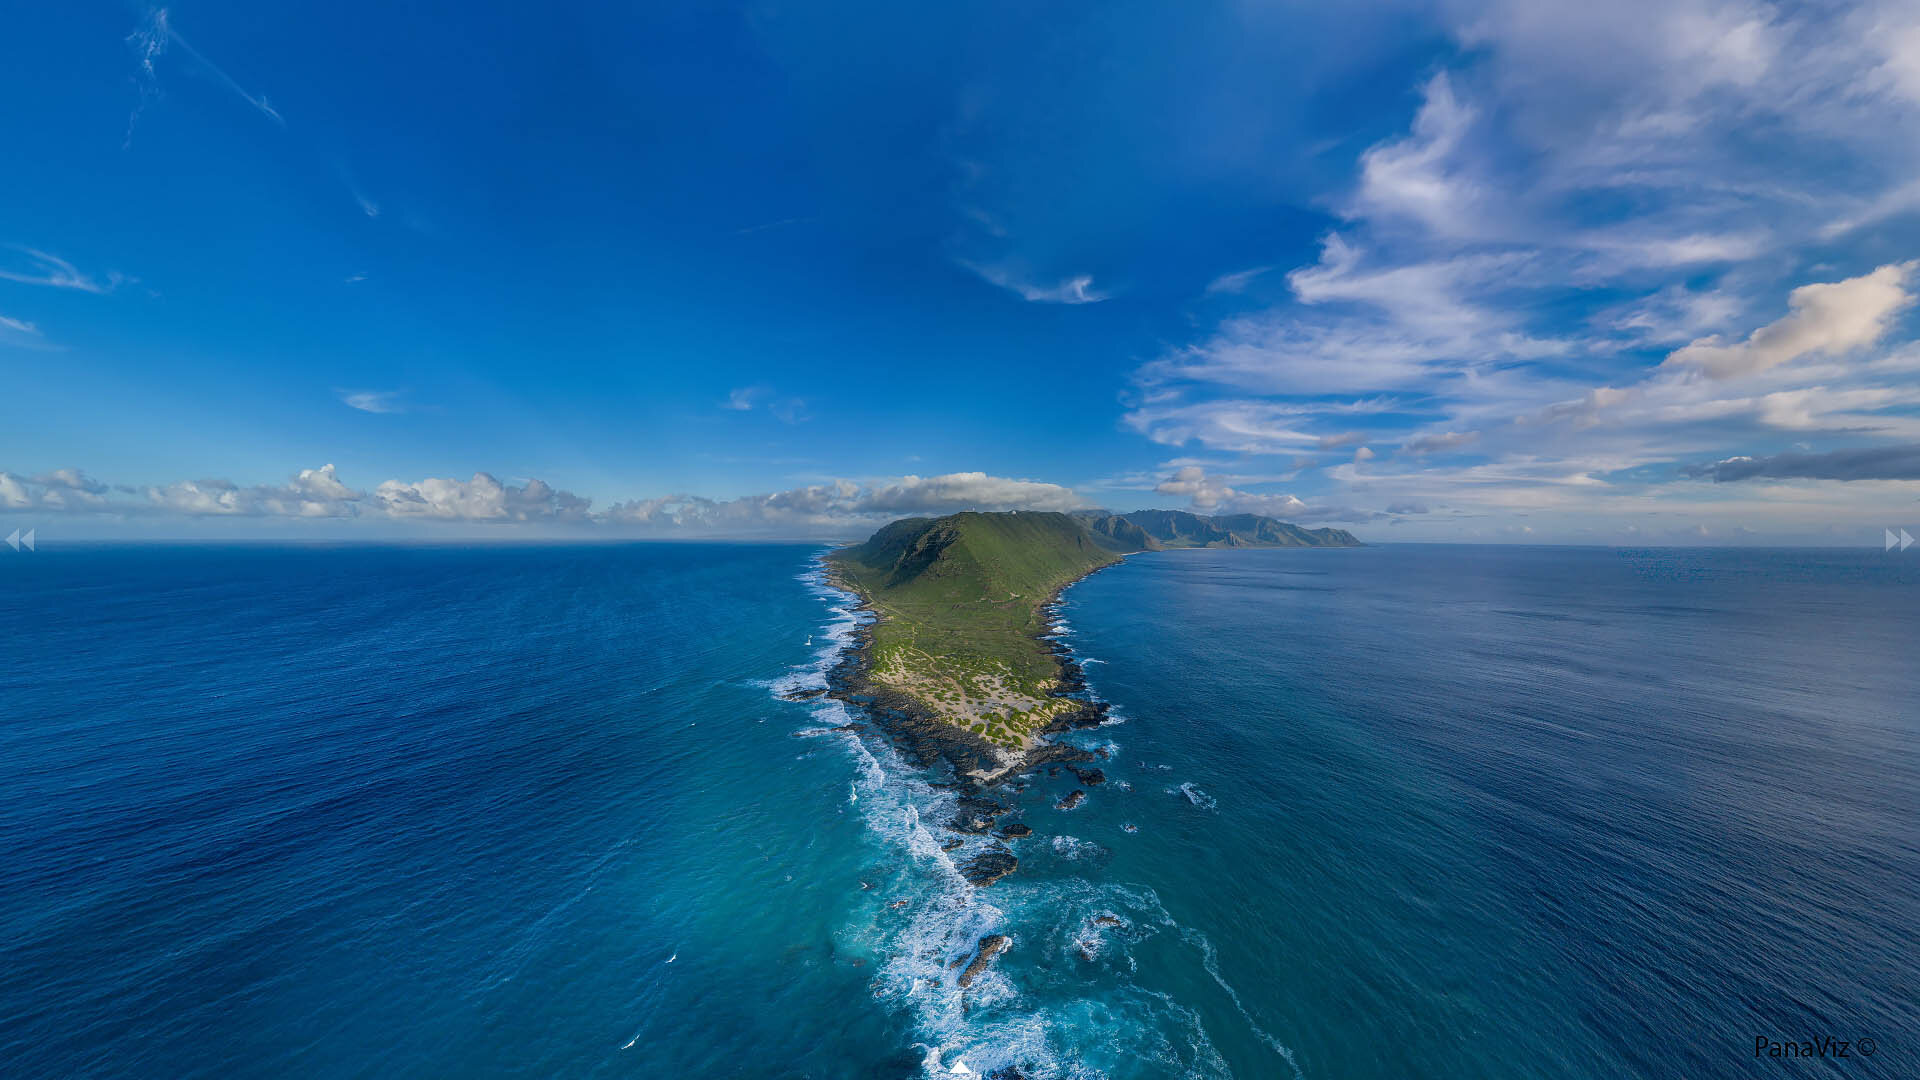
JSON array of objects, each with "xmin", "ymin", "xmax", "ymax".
[
  {"xmin": 1904, "ymin": 528, "xmax": 1915, "ymax": 552},
  {"xmin": 1893, "ymin": 528, "xmax": 1915, "ymax": 552}
]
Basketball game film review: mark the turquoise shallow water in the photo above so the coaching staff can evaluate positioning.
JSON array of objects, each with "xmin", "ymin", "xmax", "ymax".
[{"xmin": 2, "ymin": 542, "xmax": 1915, "ymax": 1078}]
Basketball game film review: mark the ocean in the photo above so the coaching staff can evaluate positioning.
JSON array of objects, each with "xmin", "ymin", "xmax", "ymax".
[{"xmin": 2, "ymin": 542, "xmax": 1914, "ymax": 1078}]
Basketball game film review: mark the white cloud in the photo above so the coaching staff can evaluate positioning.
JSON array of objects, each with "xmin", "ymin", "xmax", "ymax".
[
  {"xmin": 373, "ymin": 474, "xmax": 591, "ymax": 522},
  {"xmin": 1663, "ymin": 264, "xmax": 1914, "ymax": 379},
  {"xmin": 721, "ymin": 385, "xmax": 807, "ymax": 422},
  {"xmin": 2, "ymin": 464, "xmax": 1104, "ymax": 536},
  {"xmin": 1205, "ymin": 266, "xmax": 1270, "ymax": 295},
  {"xmin": 1151, "ymin": 465, "xmax": 1312, "ymax": 517},
  {"xmin": 961, "ymin": 261, "xmax": 1108, "ymax": 304},
  {"xmin": 0, "ymin": 247, "xmax": 116, "ymax": 293},
  {"xmin": 1121, "ymin": 0, "xmax": 1920, "ymax": 539},
  {"xmin": 858, "ymin": 472, "xmax": 1089, "ymax": 514},
  {"xmin": 1154, "ymin": 465, "xmax": 1238, "ymax": 508},
  {"xmin": 340, "ymin": 390, "xmax": 406, "ymax": 413},
  {"xmin": 605, "ymin": 471, "xmax": 1091, "ymax": 532},
  {"xmin": 127, "ymin": 7, "xmax": 284, "ymax": 134},
  {"xmin": 1402, "ymin": 430, "xmax": 1480, "ymax": 454},
  {"xmin": 1351, "ymin": 73, "xmax": 1483, "ymax": 238}
]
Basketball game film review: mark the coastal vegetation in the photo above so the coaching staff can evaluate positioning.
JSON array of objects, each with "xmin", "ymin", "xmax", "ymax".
[
  {"xmin": 828, "ymin": 512, "xmax": 1122, "ymax": 750},
  {"xmin": 827, "ymin": 509, "xmax": 1359, "ymax": 755}
]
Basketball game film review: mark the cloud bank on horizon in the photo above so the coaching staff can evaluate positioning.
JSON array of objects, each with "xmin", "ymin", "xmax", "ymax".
[
  {"xmin": 0, "ymin": 466, "xmax": 1102, "ymax": 536},
  {"xmin": 4, "ymin": 0, "xmax": 1920, "ymax": 542}
]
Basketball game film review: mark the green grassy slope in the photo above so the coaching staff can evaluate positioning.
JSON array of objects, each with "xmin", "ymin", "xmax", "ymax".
[{"xmin": 828, "ymin": 512, "xmax": 1121, "ymax": 749}]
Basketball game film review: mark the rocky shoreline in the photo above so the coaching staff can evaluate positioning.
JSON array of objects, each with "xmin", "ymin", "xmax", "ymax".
[{"xmin": 799, "ymin": 554, "xmax": 1124, "ymax": 888}]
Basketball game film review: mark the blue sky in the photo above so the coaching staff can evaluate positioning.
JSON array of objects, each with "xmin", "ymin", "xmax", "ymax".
[{"xmin": 4, "ymin": 0, "xmax": 1920, "ymax": 541}]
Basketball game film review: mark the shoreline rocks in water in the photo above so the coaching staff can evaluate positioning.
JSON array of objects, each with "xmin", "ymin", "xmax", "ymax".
[
  {"xmin": 956, "ymin": 935, "xmax": 1011, "ymax": 989},
  {"xmin": 995, "ymin": 823, "xmax": 1032, "ymax": 840},
  {"xmin": 948, "ymin": 794, "xmax": 1008, "ymax": 834},
  {"xmin": 1066, "ymin": 765, "xmax": 1106, "ymax": 786},
  {"xmin": 1055, "ymin": 790, "xmax": 1085, "ymax": 811},
  {"xmin": 791, "ymin": 722, "xmax": 868, "ymax": 738},
  {"xmin": 818, "ymin": 553, "xmax": 1109, "ymax": 793},
  {"xmin": 959, "ymin": 845, "xmax": 1018, "ymax": 886}
]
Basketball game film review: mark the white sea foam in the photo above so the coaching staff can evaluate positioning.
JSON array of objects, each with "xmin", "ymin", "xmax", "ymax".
[
  {"xmin": 1169, "ymin": 782, "xmax": 1218, "ymax": 811},
  {"xmin": 773, "ymin": 555, "xmax": 1239, "ymax": 1080},
  {"xmin": 1049, "ymin": 835, "xmax": 1106, "ymax": 861},
  {"xmin": 1183, "ymin": 928, "xmax": 1304, "ymax": 1080}
]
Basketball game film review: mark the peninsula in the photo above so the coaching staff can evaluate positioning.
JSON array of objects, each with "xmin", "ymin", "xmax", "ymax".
[{"xmin": 824, "ymin": 509, "xmax": 1358, "ymax": 776}]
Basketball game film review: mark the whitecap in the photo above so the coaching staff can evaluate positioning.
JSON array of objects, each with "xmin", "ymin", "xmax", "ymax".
[{"xmin": 1168, "ymin": 782, "xmax": 1218, "ymax": 811}]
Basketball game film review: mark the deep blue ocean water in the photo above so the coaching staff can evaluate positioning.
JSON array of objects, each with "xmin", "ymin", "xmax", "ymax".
[{"xmin": 2, "ymin": 542, "xmax": 1914, "ymax": 1078}]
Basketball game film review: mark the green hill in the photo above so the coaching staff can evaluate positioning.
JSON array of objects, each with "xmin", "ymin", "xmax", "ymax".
[
  {"xmin": 827, "ymin": 512, "xmax": 1121, "ymax": 753},
  {"xmin": 827, "ymin": 507, "xmax": 1359, "ymax": 762}
]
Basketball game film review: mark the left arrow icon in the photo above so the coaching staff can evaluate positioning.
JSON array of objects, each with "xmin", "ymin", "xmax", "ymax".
[
  {"xmin": 19, "ymin": 528, "xmax": 32, "ymax": 552},
  {"xmin": 4, "ymin": 529, "xmax": 17, "ymax": 552}
]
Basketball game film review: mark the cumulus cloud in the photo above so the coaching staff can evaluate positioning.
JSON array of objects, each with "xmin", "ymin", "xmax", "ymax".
[
  {"xmin": 1151, "ymin": 466, "xmax": 1314, "ymax": 517},
  {"xmin": 1154, "ymin": 465, "xmax": 1238, "ymax": 509},
  {"xmin": 1, "ymin": 464, "xmax": 1104, "ymax": 535},
  {"xmin": 1682, "ymin": 443, "xmax": 1920, "ymax": 482},
  {"xmin": 373, "ymin": 474, "xmax": 592, "ymax": 521},
  {"xmin": 144, "ymin": 464, "xmax": 367, "ymax": 518},
  {"xmin": 2, "ymin": 463, "xmax": 597, "ymax": 523},
  {"xmin": 604, "ymin": 471, "xmax": 1090, "ymax": 532},
  {"xmin": 859, "ymin": 472, "xmax": 1088, "ymax": 514},
  {"xmin": 1663, "ymin": 264, "xmax": 1915, "ymax": 379}
]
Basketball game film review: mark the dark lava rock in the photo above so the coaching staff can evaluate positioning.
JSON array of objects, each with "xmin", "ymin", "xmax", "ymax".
[
  {"xmin": 957, "ymin": 795, "xmax": 1007, "ymax": 817},
  {"xmin": 960, "ymin": 846, "xmax": 1018, "ymax": 886},
  {"xmin": 779, "ymin": 687, "xmax": 828, "ymax": 701},
  {"xmin": 1068, "ymin": 766, "xmax": 1107, "ymax": 786},
  {"xmin": 1056, "ymin": 790, "xmax": 1086, "ymax": 811},
  {"xmin": 948, "ymin": 813, "xmax": 994, "ymax": 835},
  {"xmin": 940, "ymin": 837, "xmax": 965, "ymax": 852},
  {"xmin": 995, "ymin": 823, "xmax": 1033, "ymax": 840},
  {"xmin": 1091, "ymin": 914, "xmax": 1123, "ymax": 928},
  {"xmin": 956, "ymin": 934, "xmax": 1012, "ymax": 989}
]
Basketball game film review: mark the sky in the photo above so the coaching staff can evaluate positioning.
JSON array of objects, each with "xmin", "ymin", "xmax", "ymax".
[{"xmin": 4, "ymin": 0, "xmax": 1920, "ymax": 542}]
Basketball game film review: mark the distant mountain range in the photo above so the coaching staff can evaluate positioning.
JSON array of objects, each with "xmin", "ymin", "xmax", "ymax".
[{"xmin": 1076, "ymin": 508, "xmax": 1360, "ymax": 550}]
